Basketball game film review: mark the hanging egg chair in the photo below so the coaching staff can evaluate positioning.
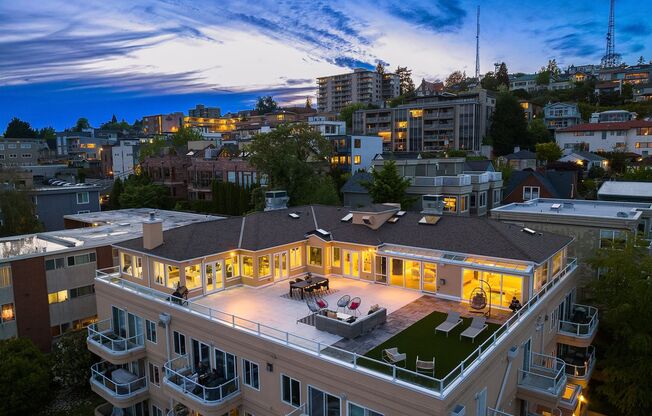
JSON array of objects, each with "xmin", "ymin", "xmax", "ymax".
[{"xmin": 469, "ymin": 279, "xmax": 492, "ymax": 317}]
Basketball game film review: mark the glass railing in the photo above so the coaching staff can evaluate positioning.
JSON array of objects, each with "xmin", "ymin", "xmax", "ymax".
[
  {"xmin": 518, "ymin": 352, "xmax": 567, "ymax": 395},
  {"xmin": 87, "ymin": 319, "xmax": 144, "ymax": 354},
  {"xmin": 163, "ymin": 355, "xmax": 240, "ymax": 405},
  {"xmin": 90, "ymin": 361, "xmax": 147, "ymax": 397},
  {"xmin": 561, "ymin": 346, "xmax": 595, "ymax": 379},
  {"xmin": 96, "ymin": 258, "xmax": 577, "ymax": 397},
  {"xmin": 558, "ymin": 304, "xmax": 598, "ymax": 338}
]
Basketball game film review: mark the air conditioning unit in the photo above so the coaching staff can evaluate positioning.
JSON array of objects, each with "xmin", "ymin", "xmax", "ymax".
[{"xmin": 264, "ymin": 190, "xmax": 289, "ymax": 211}]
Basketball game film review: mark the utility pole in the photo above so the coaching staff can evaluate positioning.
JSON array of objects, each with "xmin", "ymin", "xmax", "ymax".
[{"xmin": 475, "ymin": 5, "xmax": 481, "ymax": 80}]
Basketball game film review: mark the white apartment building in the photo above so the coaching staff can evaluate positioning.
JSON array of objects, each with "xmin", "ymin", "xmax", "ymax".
[
  {"xmin": 317, "ymin": 68, "xmax": 400, "ymax": 113},
  {"xmin": 308, "ymin": 116, "xmax": 346, "ymax": 136},
  {"xmin": 556, "ymin": 120, "xmax": 652, "ymax": 156},
  {"xmin": 112, "ymin": 139, "xmax": 141, "ymax": 178}
]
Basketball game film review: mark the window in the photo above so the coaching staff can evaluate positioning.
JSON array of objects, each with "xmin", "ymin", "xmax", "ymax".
[
  {"xmin": 0, "ymin": 267, "xmax": 11, "ymax": 288},
  {"xmin": 332, "ymin": 247, "xmax": 341, "ymax": 267},
  {"xmin": 166, "ymin": 265, "xmax": 180, "ymax": 289},
  {"xmin": 69, "ymin": 285, "xmax": 94, "ymax": 298},
  {"xmin": 290, "ymin": 247, "xmax": 302, "ymax": 268},
  {"xmin": 599, "ymin": 229, "xmax": 627, "ymax": 249},
  {"xmin": 76, "ymin": 192, "xmax": 90, "ymax": 204},
  {"xmin": 148, "ymin": 362, "xmax": 160, "ymax": 387},
  {"xmin": 173, "ymin": 331, "xmax": 186, "ymax": 355},
  {"xmin": 241, "ymin": 256, "xmax": 254, "ymax": 278},
  {"xmin": 354, "ymin": 138, "xmax": 361, "ymax": 148},
  {"xmin": 354, "ymin": 155, "xmax": 361, "ymax": 165},
  {"xmin": 362, "ymin": 250, "xmax": 372, "ymax": 273},
  {"xmin": 121, "ymin": 252, "xmax": 133, "ymax": 274},
  {"xmin": 282, "ymin": 374, "xmax": 301, "ymax": 407},
  {"xmin": 184, "ymin": 264, "xmax": 202, "ymax": 289},
  {"xmin": 258, "ymin": 255, "xmax": 271, "ymax": 277},
  {"xmin": 308, "ymin": 246, "xmax": 323, "ymax": 266},
  {"xmin": 443, "ymin": 196, "xmax": 456, "ymax": 213},
  {"xmin": 152, "ymin": 405, "xmax": 163, "ymax": 416},
  {"xmin": 152, "ymin": 261, "xmax": 165, "ymax": 285},
  {"xmin": 214, "ymin": 348, "xmax": 237, "ymax": 381},
  {"xmin": 478, "ymin": 191, "xmax": 486, "ymax": 207},
  {"xmin": 1, "ymin": 303, "xmax": 15, "ymax": 323},
  {"xmin": 7, "ymin": 144, "xmax": 16, "ymax": 149},
  {"xmin": 66, "ymin": 252, "xmax": 97, "ymax": 267},
  {"xmin": 242, "ymin": 359, "xmax": 260, "ymax": 389},
  {"xmin": 522, "ymin": 186, "xmax": 540, "ymax": 201},
  {"xmin": 48, "ymin": 290, "xmax": 68, "ymax": 304},
  {"xmin": 470, "ymin": 193, "xmax": 476, "ymax": 208},
  {"xmin": 225, "ymin": 256, "xmax": 239, "ymax": 279},
  {"xmin": 348, "ymin": 402, "xmax": 383, "ymax": 416},
  {"xmin": 460, "ymin": 195, "xmax": 468, "ymax": 212},
  {"xmin": 45, "ymin": 257, "xmax": 65, "ymax": 270},
  {"xmin": 146, "ymin": 320, "xmax": 157, "ymax": 343},
  {"xmin": 20, "ymin": 143, "xmax": 32, "ymax": 149},
  {"xmin": 493, "ymin": 189, "xmax": 502, "ymax": 206},
  {"xmin": 308, "ymin": 386, "xmax": 340, "ymax": 416}
]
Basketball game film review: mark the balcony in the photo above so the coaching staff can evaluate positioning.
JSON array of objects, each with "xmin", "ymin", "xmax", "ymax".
[
  {"xmin": 557, "ymin": 304, "xmax": 598, "ymax": 347},
  {"xmin": 90, "ymin": 362, "xmax": 148, "ymax": 408},
  {"xmin": 163, "ymin": 355, "xmax": 240, "ymax": 412},
  {"xmin": 559, "ymin": 345, "xmax": 595, "ymax": 386},
  {"xmin": 517, "ymin": 353, "xmax": 567, "ymax": 405},
  {"xmin": 87, "ymin": 319, "xmax": 145, "ymax": 363}
]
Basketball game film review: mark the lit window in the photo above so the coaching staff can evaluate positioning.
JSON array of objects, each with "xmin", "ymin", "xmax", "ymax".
[
  {"xmin": 0, "ymin": 267, "xmax": 11, "ymax": 288},
  {"xmin": 409, "ymin": 109, "xmax": 423, "ymax": 117},
  {"xmin": 48, "ymin": 290, "xmax": 68, "ymax": 304},
  {"xmin": 184, "ymin": 264, "xmax": 202, "ymax": 289},
  {"xmin": 308, "ymin": 246, "xmax": 323, "ymax": 266},
  {"xmin": 225, "ymin": 256, "xmax": 239, "ymax": 279},
  {"xmin": 354, "ymin": 155, "xmax": 361, "ymax": 165},
  {"xmin": 443, "ymin": 197, "xmax": 457, "ymax": 212},
  {"xmin": 258, "ymin": 255, "xmax": 271, "ymax": 277},
  {"xmin": 166, "ymin": 265, "xmax": 180, "ymax": 289},
  {"xmin": 1, "ymin": 303, "xmax": 15, "ymax": 323},
  {"xmin": 241, "ymin": 256, "xmax": 254, "ymax": 278},
  {"xmin": 362, "ymin": 250, "xmax": 372, "ymax": 273},
  {"xmin": 290, "ymin": 247, "xmax": 302, "ymax": 268}
]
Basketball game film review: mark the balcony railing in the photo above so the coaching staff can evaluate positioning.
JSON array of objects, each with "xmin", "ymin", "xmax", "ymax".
[
  {"xmin": 558, "ymin": 304, "xmax": 598, "ymax": 338},
  {"xmin": 96, "ymin": 258, "xmax": 576, "ymax": 398},
  {"xmin": 90, "ymin": 362, "xmax": 147, "ymax": 398},
  {"xmin": 163, "ymin": 355, "xmax": 240, "ymax": 405},
  {"xmin": 87, "ymin": 319, "xmax": 144, "ymax": 355},
  {"xmin": 285, "ymin": 404, "xmax": 308, "ymax": 416},
  {"xmin": 561, "ymin": 346, "xmax": 595, "ymax": 379},
  {"xmin": 407, "ymin": 175, "xmax": 472, "ymax": 187},
  {"xmin": 487, "ymin": 408, "xmax": 515, "ymax": 416},
  {"xmin": 518, "ymin": 352, "xmax": 567, "ymax": 396}
]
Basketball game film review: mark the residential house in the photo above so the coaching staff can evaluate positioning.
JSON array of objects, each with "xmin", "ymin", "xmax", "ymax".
[
  {"xmin": 589, "ymin": 110, "xmax": 636, "ymax": 123},
  {"xmin": 519, "ymin": 101, "xmax": 543, "ymax": 123},
  {"xmin": 555, "ymin": 120, "xmax": 652, "ymax": 156},
  {"xmin": 503, "ymin": 170, "xmax": 577, "ymax": 204},
  {"xmin": 558, "ymin": 151, "xmax": 607, "ymax": 172},
  {"xmin": 543, "ymin": 103, "xmax": 582, "ymax": 131},
  {"xmin": 27, "ymin": 181, "xmax": 101, "ymax": 231},
  {"xmin": 509, "ymin": 74, "xmax": 540, "ymax": 93},
  {"xmin": 112, "ymin": 139, "xmax": 141, "ymax": 179},
  {"xmin": 499, "ymin": 149, "xmax": 538, "ymax": 170},
  {"xmin": 308, "ymin": 116, "xmax": 346, "ymax": 136},
  {"xmin": 341, "ymin": 171, "xmax": 373, "ymax": 208},
  {"xmin": 633, "ymin": 83, "xmax": 652, "ymax": 102},
  {"xmin": 317, "ymin": 68, "xmax": 400, "ymax": 113},
  {"xmin": 597, "ymin": 181, "xmax": 652, "ymax": 204},
  {"xmin": 329, "ymin": 135, "xmax": 383, "ymax": 173},
  {"xmin": 415, "ymin": 79, "xmax": 445, "ymax": 97}
]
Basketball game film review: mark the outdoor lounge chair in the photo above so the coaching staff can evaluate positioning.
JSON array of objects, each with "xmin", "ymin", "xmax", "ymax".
[
  {"xmin": 347, "ymin": 297, "xmax": 361, "ymax": 316},
  {"xmin": 382, "ymin": 348, "xmax": 406, "ymax": 367},
  {"xmin": 460, "ymin": 317, "xmax": 488, "ymax": 342},
  {"xmin": 336, "ymin": 295, "xmax": 351, "ymax": 312},
  {"xmin": 306, "ymin": 299, "xmax": 321, "ymax": 313},
  {"xmin": 415, "ymin": 356, "xmax": 435, "ymax": 377},
  {"xmin": 434, "ymin": 311, "xmax": 463, "ymax": 337}
]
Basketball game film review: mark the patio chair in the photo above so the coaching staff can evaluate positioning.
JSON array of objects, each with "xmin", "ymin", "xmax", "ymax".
[
  {"xmin": 336, "ymin": 295, "xmax": 351, "ymax": 312},
  {"xmin": 316, "ymin": 280, "xmax": 328, "ymax": 294},
  {"xmin": 460, "ymin": 317, "xmax": 488, "ymax": 343},
  {"xmin": 315, "ymin": 297, "xmax": 328, "ymax": 310},
  {"xmin": 306, "ymin": 298, "xmax": 320, "ymax": 314},
  {"xmin": 382, "ymin": 347, "xmax": 406, "ymax": 367},
  {"xmin": 415, "ymin": 356, "xmax": 435, "ymax": 377},
  {"xmin": 303, "ymin": 285, "xmax": 315, "ymax": 298},
  {"xmin": 434, "ymin": 311, "xmax": 463, "ymax": 337},
  {"xmin": 347, "ymin": 297, "xmax": 361, "ymax": 316}
]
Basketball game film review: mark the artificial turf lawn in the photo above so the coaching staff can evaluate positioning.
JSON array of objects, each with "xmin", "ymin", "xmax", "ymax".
[{"xmin": 363, "ymin": 311, "xmax": 500, "ymax": 379}]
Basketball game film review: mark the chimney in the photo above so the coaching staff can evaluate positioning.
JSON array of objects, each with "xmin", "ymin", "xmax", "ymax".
[
  {"xmin": 143, "ymin": 212, "xmax": 163, "ymax": 250},
  {"xmin": 513, "ymin": 146, "xmax": 520, "ymax": 153}
]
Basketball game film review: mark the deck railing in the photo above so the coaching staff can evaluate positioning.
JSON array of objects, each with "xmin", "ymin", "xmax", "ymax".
[
  {"xmin": 558, "ymin": 304, "xmax": 598, "ymax": 338},
  {"xmin": 96, "ymin": 257, "xmax": 576, "ymax": 397},
  {"xmin": 562, "ymin": 346, "xmax": 595, "ymax": 379},
  {"xmin": 518, "ymin": 352, "xmax": 567, "ymax": 395},
  {"xmin": 90, "ymin": 361, "xmax": 147, "ymax": 397},
  {"xmin": 87, "ymin": 319, "xmax": 144, "ymax": 353},
  {"xmin": 163, "ymin": 355, "xmax": 240, "ymax": 405}
]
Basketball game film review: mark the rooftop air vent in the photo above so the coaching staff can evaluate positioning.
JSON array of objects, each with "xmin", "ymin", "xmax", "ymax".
[
  {"xmin": 550, "ymin": 203, "xmax": 562, "ymax": 211},
  {"xmin": 340, "ymin": 213, "xmax": 353, "ymax": 222},
  {"xmin": 288, "ymin": 212, "xmax": 300, "ymax": 219},
  {"xmin": 522, "ymin": 227, "xmax": 536, "ymax": 235},
  {"xmin": 387, "ymin": 216, "xmax": 399, "ymax": 223},
  {"xmin": 396, "ymin": 211, "xmax": 406, "ymax": 217}
]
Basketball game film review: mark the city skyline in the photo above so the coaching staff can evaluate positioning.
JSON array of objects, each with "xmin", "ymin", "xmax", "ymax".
[{"xmin": 1, "ymin": 0, "xmax": 651, "ymax": 130}]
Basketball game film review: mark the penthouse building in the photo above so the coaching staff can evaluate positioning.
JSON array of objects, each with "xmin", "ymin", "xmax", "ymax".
[
  {"xmin": 352, "ymin": 90, "xmax": 495, "ymax": 152},
  {"xmin": 317, "ymin": 68, "xmax": 400, "ymax": 113},
  {"xmin": 89, "ymin": 202, "xmax": 590, "ymax": 416}
]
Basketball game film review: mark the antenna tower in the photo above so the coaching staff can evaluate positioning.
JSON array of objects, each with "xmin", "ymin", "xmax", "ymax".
[
  {"xmin": 475, "ymin": 6, "xmax": 480, "ymax": 79},
  {"xmin": 601, "ymin": 0, "xmax": 621, "ymax": 68}
]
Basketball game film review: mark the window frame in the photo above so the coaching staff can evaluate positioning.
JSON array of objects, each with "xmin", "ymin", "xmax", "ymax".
[
  {"xmin": 76, "ymin": 192, "xmax": 90, "ymax": 204},
  {"xmin": 308, "ymin": 384, "xmax": 341, "ymax": 416},
  {"xmin": 242, "ymin": 358, "xmax": 260, "ymax": 390},
  {"xmin": 148, "ymin": 362, "xmax": 160, "ymax": 387},
  {"xmin": 173, "ymin": 331, "xmax": 186, "ymax": 355},
  {"xmin": 281, "ymin": 374, "xmax": 301, "ymax": 408},
  {"xmin": 146, "ymin": 319, "xmax": 157, "ymax": 344},
  {"xmin": 347, "ymin": 401, "xmax": 384, "ymax": 416}
]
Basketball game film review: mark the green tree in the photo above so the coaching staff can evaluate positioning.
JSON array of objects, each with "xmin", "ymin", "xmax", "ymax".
[
  {"xmin": 73, "ymin": 117, "xmax": 90, "ymax": 132},
  {"xmin": 139, "ymin": 137, "xmax": 168, "ymax": 161},
  {"xmin": 480, "ymin": 72, "xmax": 499, "ymax": 91},
  {"xmin": 637, "ymin": 55, "xmax": 645, "ymax": 65},
  {"xmin": 535, "ymin": 70, "xmax": 550, "ymax": 86},
  {"xmin": 119, "ymin": 175, "xmax": 171, "ymax": 209},
  {"xmin": 588, "ymin": 239, "xmax": 652, "ymax": 416},
  {"xmin": 111, "ymin": 114, "xmax": 117, "ymax": 124},
  {"xmin": 375, "ymin": 62, "xmax": 385, "ymax": 74},
  {"xmin": 109, "ymin": 177, "xmax": 124, "ymax": 210},
  {"xmin": 495, "ymin": 62, "xmax": 510, "ymax": 88},
  {"xmin": 255, "ymin": 96, "xmax": 278, "ymax": 114},
  {"xmin": 305, "ymin": 96, "xmax": 312, "ymax": 109},
  {"xmin": 395, "ymin": 66, "xmax": 415, "ymax": 94},
  {"xmin": 528, "ymin": 118, "xmax": 552, "ymax": 143},
  {"xmin": 3, "ymin": 117, "xmax": 37, "ymax": 138},
  {"xmin": 546, "ymin": 59, "xmax": 560, "ymax": 75},
  {"xmin": 535, "ymin": 142, "xmax": 562, "ymax": 164},
  {"xmin": 0, "ymin": 190, "xmax": 43, "ymax": 236},
  {"xmin": 444, "ymin": 70, "xmax": 468, "ymax": 90},
  {"xmin": 338, "ymin": 103, "xmax": 368, "ymax": 131},
  {"xmin": 247, "ymin": 123, "xmax": 334, "ymax": 206},
  {"xmin": 0, "ymin": 338, "xmax": 52, "ymax": 416},
  {"xmin": 588, "ymin": 165, "xmax": 606, "ymax": 179},
  {"xmin": 171, "ymin": 126, "xmax": 203, "ymax": 147},
  {"xmin": 362, "ymin": 160, "xmax": 414, "ymax": 208},
  {"xmin": 38, "ymin": 126, "xmax": 57, "ymax": 150},
  {"xmin": 51, "ymin": 330, "xmax": 93, "ymax": 390},
  {"xmin": 488, "ymin": 92, "xmax": 530, "ymax": 156}
]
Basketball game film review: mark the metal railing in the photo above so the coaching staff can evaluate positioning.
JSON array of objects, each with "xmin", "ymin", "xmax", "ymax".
[
  {"xmin": 558, "ymin": 304, "xmax": 598, "ymax": 338},
  {"xmin": 487, "ymin": 408, "xmax": 515, "ymax": 416},
  {"xmin": 518, "ymin": 352, "xmax": 567, "ymax": 395},
  {"xmin": 285, "ymin": 403, "xmax": 308, "ymax": 416},
  {"xmin": 87, "ymin": 319, "xmax": 144, "ymax": 353},
  {"xmin": 163, "ymin": 355, "xmax": 240, "ymax": 405},
  {"xmin": 90, "ymin": 361, "xmax": 147, "ymax": 397},
  {"xmin": 96, "ymin": 258, "xmax": 576, "ymax": 397},
  {"xmin": 562, "ymin": 346, "xmax": 595, "ymax": 379}
]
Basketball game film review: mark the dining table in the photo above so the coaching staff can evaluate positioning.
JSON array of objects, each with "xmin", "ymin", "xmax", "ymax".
[{"xmin": 289, "ymin": 276, "xmax": 329, "ymax": 299}]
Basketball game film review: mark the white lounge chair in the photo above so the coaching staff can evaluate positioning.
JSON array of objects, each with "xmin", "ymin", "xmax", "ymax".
[
  {"xmin": 460, "ymin": 317, "xmax": 488, "ymax": 342},
  {"xmin": 435, "ymin": 311, "xmax": 463, "ymax": 337},
  {"xmin": 382, "ymin": 348, "xmax": 406, "ymax": 367},
  {"xmin": 416, "ymin": 356, "xmax": 435, "ymax": 377}
]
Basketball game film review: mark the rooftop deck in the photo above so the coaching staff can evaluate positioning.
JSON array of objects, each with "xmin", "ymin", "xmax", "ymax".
[{"xmin": 492, "ymin": 198, "xmax": 650, "ymax": 220}]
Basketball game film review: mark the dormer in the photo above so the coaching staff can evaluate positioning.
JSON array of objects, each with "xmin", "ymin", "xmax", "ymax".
[{"xmin": 350, "ymin": 203, "xmax": 400, "ymax": 230}]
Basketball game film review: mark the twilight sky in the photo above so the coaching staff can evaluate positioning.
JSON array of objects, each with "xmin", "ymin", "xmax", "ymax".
[{"xmin": 1, "ymin": 0, "xmax": 651, "ymax": 131}]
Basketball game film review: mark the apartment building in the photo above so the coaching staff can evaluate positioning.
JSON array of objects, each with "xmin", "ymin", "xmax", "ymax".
[
  {"xmin": 589, "ymin": 109, "xmax": 636, "ymax": 123},
  {"xmin": 0, "ymin": 138, "xmax": 50, "ymax": 167},
  {"xmin": 543, "ymin": 103, "xmax": 582, "ymax": 131},
  {"xmin": 555, "ymin": 120, "xmax": 652, "ymax": 156},
  {"xmin": 509, "ymin": 74, "xmax": 539, "ymax": 93},
  {"xmin": 317, "ymin": 68, "xmax": 400, "ymax": 113},
  {"xmin": 89, "ymin": 201, "xmax": 590, "ymax": 416},
  {"xmin": 142, "ymin": 113, "xmax": 185, "ymax": 135},
  {"xmin": 352, "ymin": 90, "xmax": 495, "ymax": 152},
  {"xmin": 142, "ymin": 148, "xmax": 191, "ymax": 199},
  {"xmin": 112, "ymin": 139, "xmax": 142, "ymax": 178},
  {"xmin": 633, "ymin": 83, "xmax": 652, "ymax": 102},
  {"xmin": 189, "ymin": 105, "xmax": 221, "ymax": 118},
  {"xmin": 329, "ymin": 135, "xmax": 383, "ymax": 173},
  {"xmin": 0, "ymin": 209, "xmax": 219, "ymax": 351},
  {"xmin": 28, "ymin": 182, "xmax": 101, "ymax": 231}
]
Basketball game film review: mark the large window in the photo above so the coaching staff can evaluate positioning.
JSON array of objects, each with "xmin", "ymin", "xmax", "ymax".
[
  {"xmin": 462, "ymin": 269, "xmax": 523, "ymax": 308},
  {"xmin": 282, "ymin": 374, "xmax": 301, "ymax": 407},
  {"xmin": 67, "ymin": 252, "xmax": 97, "ymax": 267},
  {"xmin": 242, "ymin": 359, "xmax": 259, "ymax": 390},
  {"xmin": 214, "ymin": 348, "xmax": 236, "ymax": 380},
  {"xmin": 0, "ymin": 267, "xmax": 10, "ymax": 288},
  {"xmin": 443, "ymin": 197, "xmax": 457, "ymax": 213},
  {"xmin": 258, "ymin": 255, "xmax": 271, "ymax": 277},
  {"xmin": 534, "ymin": 262, "xmax": 549, "ymax": 292},
  {"xmin": 184, "ymin": 264, "xmax": 202, "ymax": 289},
  {"xmin": 362, "ymin": 251, "xmax": 372, "ymax": 274},
  {"xmin": 348, "ymin": 402, "xmax": 383, "ymax": 416},
  {"xmin": 523, "ymin": 186, "xmax": 540, "ymax": 201},
  {"xmin": 241, "ymin": 256, "xmax": 254, "ymax": 278},
  {"xmin": 225, "ymin": 256, "xmax": 239, "ymax": 279},
  {"xmin": 153, "ymin": 261, "xmax": 165, "ymax": 285},
  {"xmin": 599, "ymin": 229, "xmax": 627, "ymax": 249},
  {"xmin": 308, "ymin": 246, "xmax": 323, "ymax": 267},
  {"xmin": 390, "ymin": 258, "xmax": 403, "ymax": 287},
  {"xmin": 332, "ymin": 247, "xmax": 341, "ymax": 267},
  {"xmin": 308, "ymin": 385, "xmax": 341, "ymax": 416},
  {"xmin": 121, "ymin": 252, "xmax": 133, "ymax": 274},
  {"xmin": 290, "ymin": 247, "xmax": 302, "ymax": 268},
  {"xmin": 173, "ymin": 331, "xmax": 186, "ymax": 355},
  {"xmin": 1, "ymin": 303, "xmax": 15, "ymax": 323},
  {"xmin": 76, "ymin": 192, "xmax": 89, "ymax": 204},
  {"xmin": 45, "ymin": 257, "xmax": 65, "ymax": 271},
  {"xmin": 167, "ymin": 265, "xmax": 180, "ymax": 289},
  {"xmin": 423, "ymin": 262, "xmax": 437, "ymax": 293},
  {"xmin": 404, "ymin": 260, "xmax": 420, "ymax": 290},
  {"xmin": 120, "ymin": 253, "xmax": 142, "ymax": 278},
  {"xmin": 48, "ymin": 290, "xmax": 68, "ymax": 304},
  {"xmin": 375, "ymin": 256, "xmax": 387, "ymax": 284}
]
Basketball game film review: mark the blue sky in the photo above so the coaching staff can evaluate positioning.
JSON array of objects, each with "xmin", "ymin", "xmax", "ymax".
[{"xmin": 1, "ymin": 0, "xmax": 651, "ymax": 131}]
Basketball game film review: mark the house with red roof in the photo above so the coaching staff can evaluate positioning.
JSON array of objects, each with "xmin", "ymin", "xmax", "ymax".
[{"xmin": 555, "ymin": 120, "xmax": 652, "ymax": 156}]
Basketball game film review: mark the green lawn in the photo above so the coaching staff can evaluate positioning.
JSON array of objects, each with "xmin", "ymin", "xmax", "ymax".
[{"xmin": 363, "ymin": 311, "xmax": 500, "ymax": 380}]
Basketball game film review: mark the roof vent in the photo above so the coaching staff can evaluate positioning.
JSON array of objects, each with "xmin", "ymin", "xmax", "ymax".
[
  {"xmin": 316, "ymin": 228, "xmax": 330, "ymax": 237},
  {"xmin": 396, "ymin": 210, "xmax": 406, "ymax": 217},
  {"xmin": 264, "ymin": 190, "xmax": 289, "ymax": 211},
  {"xmin": 616, "ymin": 211, "xmax": 629, "ymax": 218},
  {"xmin": 387, "ymin": 216, "xmax": 399, "ymax": 223},
  {"xmin": 522, "ymin": 227, "xmax": 536, "ymax": 235},
  {"xmin": 550, "ymin": 203, "xmax": 562, "ymax": 211},
  {"xmin": 362, "ymin": 215, "xmax": 373, "ymax": 225},
  {"xmin": 341, "ymin": 213, "xmax": 353, "ymax": 222},
  {"xmin": 289, "ymin": 212, "xmax": 300, "ymax": 219}
]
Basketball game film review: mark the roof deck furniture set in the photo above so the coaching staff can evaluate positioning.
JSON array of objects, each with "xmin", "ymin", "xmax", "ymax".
[
  {"xmin": 289, "ymin": 276, "xmax": 329, "ymax": 299},
  {"xmin": 460, "ymin": 317, "xmax": 488, "ymax": 342},
  {"xmin": 315, "ymin": 306, "xmax": 387, "ymax": 339},
  {"xmin": 434, "ymin": 311, "xmax": 463, "ymax": 336}
]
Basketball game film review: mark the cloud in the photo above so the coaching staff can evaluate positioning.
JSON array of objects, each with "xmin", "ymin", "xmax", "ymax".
[
  {"xmin": 381, "ymin": 0, "xmax": 467, "ymax": 33},
  {"xmin": 545, "ymin": 32, "xmax": 602, "ymax": 58},
  {"xmin": 621, "ymin": 23, "xmax": 651, "ymax": 37},
  {"xmin": 329, "ymin": 57, "xmax": 374, "ymax": 70}
]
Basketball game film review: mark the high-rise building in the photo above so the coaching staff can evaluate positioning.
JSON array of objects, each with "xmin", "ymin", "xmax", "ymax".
[
  {"xmin": 142, "ymin": 113, "xmax": 184, "ymax": 135},
  {"xmin": 317, "ymin": 68, "xmax": 400, "ymax": 113},
  {"xmin": 189, "ymin": 104, "xmax": 222, "ymax": 118}
]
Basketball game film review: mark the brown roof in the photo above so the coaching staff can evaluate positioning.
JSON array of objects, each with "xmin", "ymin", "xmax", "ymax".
[
  {"xmin": 558, "ymin": 120, "xmax": 652, "ymax": 132},
  {"xmin": 115, "ymin": 205, "xmax": 572, "ymax": 264}
]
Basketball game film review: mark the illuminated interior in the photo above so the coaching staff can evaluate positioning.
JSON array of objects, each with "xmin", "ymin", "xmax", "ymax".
[
  {"xmin": 462, "ymin": 269, "xmax": 523, "ymax": 308},
  {"xmin": 185, "ymin": 264, "xmax": 202, "ymax": 289}
]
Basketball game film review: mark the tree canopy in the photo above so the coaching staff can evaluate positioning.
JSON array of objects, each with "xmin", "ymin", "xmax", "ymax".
[
  {"xmin": 488, "ymin": 92, "xmax": 530, "ymax": 156},
  {"xmin": 172, "ymin": 126, "xmax": 203, "ymax": 147},
  {"xmin": 535, "ymin": 141, "xmax": 562, "ymax": 164},
  {"xmin": 51, "ymin": 330, "xmax": 93, "ymax": 390},
  {"xmin": 528, "ymin": 118, "xmax": 553, "ymax": 143},
  {"xmin": 3, "ymin": 117, "xmax": 37, "ymax": 138},
  {"xmin": 480, "ymin": 71, "xmax": 499, "ymax": 91},
  {"xmin": 362, "ymin": 160, "xmax": 414, "ymax": 209},
  {"xmin": 338, "ymin": 103, "xmax": 368, "ymax": 131},
  {"xmin": 72, "ymin": 117, "xmax": 90, "ymax": 132},
  {"xmin": 255, "ymin": 96, "xmax": 279, "ymax": 114},
  {"xmin": 0, "ymin": 190, "xmax": 43, "ymax": 237},
  {"xmin": 118, "ymin": 175, "xmax": 172, "ymax": 209},
  {"xmin": 395, "ymin": 66, "xmax": 415, "ymax": 95},
  {"xmin": 495, "ymin": 62, "xmax": 510, "ymax": 88}
]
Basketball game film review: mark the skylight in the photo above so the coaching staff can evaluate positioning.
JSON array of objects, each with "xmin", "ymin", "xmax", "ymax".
[
  {"xmin": 340, "ymin": 213, "xmax": 353, "ymax": 222},
  {"xmin": 387, "ymin": 217, "xmax": 399, "ymax": 223},
  {"xmin": 288, "ymin": 212, "xmax": 300, "ymax": 219},
  {"xmin": 396, "ymin": 211, "xmax": 406, "ymax": 217},
  {"xmin": 316, "ymin": 228, "xmax": 331, "ymax": 237},
  {"xmin": 522, "ymin": 227, "xmax": 536, "ymax": 235},
  {"xmin": 418, "ymin": 215, "xmax": 441, "ymax": 225}
]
